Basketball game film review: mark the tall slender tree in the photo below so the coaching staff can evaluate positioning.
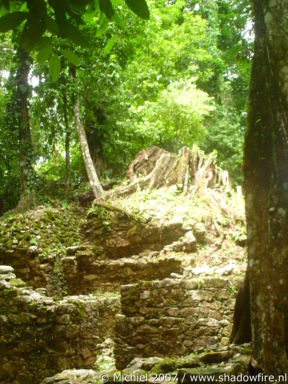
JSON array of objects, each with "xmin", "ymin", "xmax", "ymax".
[
  {"xmin": 63, "ymin": 89, "xmax": 71, "ymax": 197},
  {"xmin": 14, "ymin": 47, "xmax": 34, "ymax": 201},
  {"xmin": 74, "ymin": 97, "xmax": 103, "ymax": 199},
  {"xmin": 70, "ymin": 65, "xmax": 103, "ymax": 199}
]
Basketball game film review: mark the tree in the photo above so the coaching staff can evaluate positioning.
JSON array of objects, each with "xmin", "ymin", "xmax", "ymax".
[
  {"xmin": 129, "ymin": 79, "xmax": 214, "ymax": 151},
  {"xmin": 118, "ymin": 0, "xmax": 251, "ymax": 184},
  {"xmin": 199, "ymin": 0, "xmax": 252, "ymax": 184},
  {"xmin": 74, "ymin": 96, "xmax": 103, "ymax": 199},
  {"xmin": 0, "ymin": 0, "xmax": 252, "ymax": 198},
  {"xmin": 1, "ymin": 36, "xmax": 35, "ymax": 206},
  {"xmin": 0, "ymin": 34, "xmax": 20, "ymax": 213},
  {"xmin": 15, "ymin": 47, "xmax": 34, "ymax": 200},
  {"xmin": 0, "ymin": 0, "xmax": 150, "ymax": 202},
  {"xmin": 243, "ymin": 0, "xmax": 288, "ymax": 374}
]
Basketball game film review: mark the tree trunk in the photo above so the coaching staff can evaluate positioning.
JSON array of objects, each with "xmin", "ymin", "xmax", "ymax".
[
  {"xmin": 63, "ymin": 91, "xmax": 71, "ymax": 197},
  {"xmin": 74, "ymin": 98, "xmax": 103, "ymax": 199},
  {"xmin": 230, "ymin": 272, "xmax": 251, "ymax": 345},
  {"xmin": 243, "ymin": 0, "xmax": 288, "ymax": 374},
  {"xmin": 16, "ymin": 48, "xmax": 34, "ymax": 198}
]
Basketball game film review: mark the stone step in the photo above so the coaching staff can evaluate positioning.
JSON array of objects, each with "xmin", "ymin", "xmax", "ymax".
[{"xmin": 63, "ymin": 254, "xmax": 183, "ymax": 294}]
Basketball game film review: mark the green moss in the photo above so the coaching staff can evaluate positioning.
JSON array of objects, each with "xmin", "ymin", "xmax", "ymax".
[
  {"xmin": 9, "ymin": 278, "xmax": 26, "ymax": 287},
  {"xmin": 2, "ymin": 289, "xmax": 12, "ymax": 297},
  {"xmin": 150, "ymin": 357, "xmax": 179, "ymax": 374},
  {"xmin": 0, "ymin": 203, "xmax": 83, "ymax": 260},
  {"xmin": 28, "ymin": 301, "xmax": 38, "ymax": 310},
  {"xmin": 53, "ymin": 258, "xmax": 63, "ymax": 274},
  {"xmin": 73, "ymin": 303, "xmax": 86, "ymax": 319}
]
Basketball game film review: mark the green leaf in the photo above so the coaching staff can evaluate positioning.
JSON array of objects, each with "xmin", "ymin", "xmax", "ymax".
[
  {"xmin": 61, "ymin": 48, "xmax": 81, "ymax": 66},
  {"xmin": 36, "ymin": 36, "xmax": 51, "ymax": 49},
  {"xmin": 2, "ymin": 0, "xmax": 10, "ymax": 11},
  {"xmin": 0, "ymin": 11, "xmax": 28, "ymax": 32},
  {"xmin": 99, "ymin": 0, "xmax": 114, "ymax": 19},
  {"xmin": 103, "ymin": 35, "xmax": 118, "ymax": 55},
  {"xmin": 125, "ymin": 0, "xmax": 149, "ymax": 19},
  {"xmin": 68, "ymin": 0, "xmax": 90, "ymax": 14},
  {"xmin": 49, "ymin": 55, "xmax": 61, "ymax": 82},
  {"xmin": 46, "ymin": 16, "xmax": 60, "ymax": 35},
  {"xmin": 37, "ymin": 43, "xmax": 53, "ymax": 64},
  {"xmin": 53, "ymin": 3, "xmax": 67, "ymax": 36},
  {"xmin": 125, "ymin": 0, "xmax": 150, "ymax": 20},
  {"xmin": 111, "ymin": 14, "xmax": 125, "ymax": 30},
  {"xmin": 21, "ymin": 18, "xmax": 46, "ymax": 50},
  {"xmin": 63, "ymin": 22, "xmax": 88, "ymax": 47},
  {"xmin": 96, "ymin": 12, "xmax": 108, "ymax": 37}
]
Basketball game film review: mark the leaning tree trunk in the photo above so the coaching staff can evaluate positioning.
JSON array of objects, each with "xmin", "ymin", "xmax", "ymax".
[
  {"xmin": 243, "ymin": 0, "xmax": 288, "ymax": 374},
  {"xmin": 74, "ymin": 98, "xmax": 103, "ymax": 199}
]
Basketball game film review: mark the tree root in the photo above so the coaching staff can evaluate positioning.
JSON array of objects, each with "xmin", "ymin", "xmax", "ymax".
[{"xmin": 105, "ymin": 146, "xmax": 231, "ymax": 200}]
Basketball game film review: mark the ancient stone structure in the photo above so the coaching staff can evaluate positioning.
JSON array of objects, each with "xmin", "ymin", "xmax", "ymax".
[
  {"xmin": 0, "ymin": 246, "xmax": 47, "ymax": 288},
  {"xmin": 0, "ymin": 204, "xmax": 185, "ymax": 295},
  {"xmin": 0, "ymin": 182, "xmax": 247, "ymax": 382},
  {"xmin": 0, "ymin": 266, "xmax": 119, "ymax": 384},
  {"xmin": 114, "ymin": 276, "xmax": 241, "ymax": 369},
  {"xmin": 41, "ymin": 345, "xmax": 252, "ymax": 384},
  {"xmin": 83, "ymin": 205, "xmax": 186, "ymax": 259},
  {"xmin": 63, "ymin": 247, "xmax": 182, "ymax": 293}
]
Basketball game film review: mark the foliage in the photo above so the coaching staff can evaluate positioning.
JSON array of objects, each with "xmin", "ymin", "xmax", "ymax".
[
  {"xmin": 0, "ymin": 0, "xmax": 150, "ymax": 47},
  {"xmin": 129, "ymin": 79, "xmax": 214, "ymax": 151},
  {"xmin": 0, "ymin": 35, "xmax": 21, "ymax": 212},
  {"xmin": 0, "ymin": 0, "xmax": 149, "ymax": 85},
  {"xmin": 204, "ymin": 104, "xmax": 245, "ymax": 184},
  {"xmin": 0, "ymin": 0, "xmax": 253, "ymax": 213}
]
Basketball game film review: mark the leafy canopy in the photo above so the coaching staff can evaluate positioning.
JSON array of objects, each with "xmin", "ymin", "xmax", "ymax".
[{"xmin": 0, "ymin": 0, "xmax": 149, "ymax": 76}]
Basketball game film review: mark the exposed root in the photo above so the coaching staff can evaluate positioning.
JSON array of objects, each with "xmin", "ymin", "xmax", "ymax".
[{"xmin": 105, "ymin": 146, "xmax": 231, "ymax": 200}]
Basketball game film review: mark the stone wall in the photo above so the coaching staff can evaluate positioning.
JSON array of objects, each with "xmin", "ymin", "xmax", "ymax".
[
  {"xmin": 0, "ymin": 247, "xmax": 47, "ymax": 288},
  {"xmin": 114, "ymin": 276, "xmax": 241, "ymax": 369},
  {"xmin": 0, "ymin": 245, "xmax": 183, "ymax": 295},
  {"xmin": 0, "ymin": 207, "xmax": 186, "ymax": 296},
  {"xmin": 63, "ymin": 248, "xmax": 182, "ymax": 293},
  {"xmin": 83, "ymin": 209, "xmax": 186, "ymax": 259},
  {"xmin": 0, "ymin": 266, "xmax": 120, "ymax": 384}
]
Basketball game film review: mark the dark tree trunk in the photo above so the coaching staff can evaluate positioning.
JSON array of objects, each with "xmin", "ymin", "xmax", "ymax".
[
  {"xmin": 243, "ymin": 0, "xmax": 288, "ymax": 374},
  {"xmin": 230, "ymin": 272, "xmax": 251, "ymax": 345},
  {"xmin": 15, "ymin": 48, "xmax": 34, "ymax": 198}
]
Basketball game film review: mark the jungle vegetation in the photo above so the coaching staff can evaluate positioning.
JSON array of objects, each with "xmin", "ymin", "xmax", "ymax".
[{"xmin": 0, "ymin": 0, "xmax": 252, "ymax": 210}]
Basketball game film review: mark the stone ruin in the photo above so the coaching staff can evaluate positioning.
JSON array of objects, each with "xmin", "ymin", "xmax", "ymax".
[
  {"xmin": 0, "ymin": 147, "xmax": 248, "ymax": 383},
  {"xmin": 0, "ymin": 265, "xmax": 119, "ymax": 383},
  {"xmin": 115, "ymin": 276, "xmax": 241, "ymax": 369}
]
